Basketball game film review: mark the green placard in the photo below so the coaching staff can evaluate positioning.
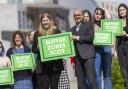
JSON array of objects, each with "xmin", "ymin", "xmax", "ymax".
[
  {"xmin": 94, "ymin": 31, "xmax": 113, "ymax": 45},
  {"xmin": 0, "ymin": 67, "xmax": 14, "ymax": 85},
  {"xmin": 38, "ymin": 32, "xmax": 75, "ymax": 62},
  {"xmin": 11, "ymin": 53, "xmax": 35, "ymax": 71},
  {"xmin": 101, "ymin": 19, "xmax": 123, "ymax": 35}
]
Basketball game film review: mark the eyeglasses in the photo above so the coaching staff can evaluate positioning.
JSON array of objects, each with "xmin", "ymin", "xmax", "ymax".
[{"xmin": 74, "ymin": 14, "xmax": 82, "ymax": 17}]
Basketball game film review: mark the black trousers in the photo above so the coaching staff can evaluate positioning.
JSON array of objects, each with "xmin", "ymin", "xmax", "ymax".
[
  {"xmin": 37, "ymin": 72, "xmax": 61, "ymax": 89},
  {"xmin": 32, "ymin": 72, "xmax": 37, "ymax": 89},
  {"xmin": 0, "ymin": 85, "xmax": 11, "ymax": 89},
  {"xmin": 74, "ymin": 55, "xmax": 98, "ymax": 89},
  {"xmin": 117, "ymin": 43, "xmax": 128, "ymax": 89}
]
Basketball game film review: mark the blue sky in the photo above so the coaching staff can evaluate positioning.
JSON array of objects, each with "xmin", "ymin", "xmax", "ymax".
[{"xmin": 125, "ymin": 0, "xmax": 128, "ymax": 4}]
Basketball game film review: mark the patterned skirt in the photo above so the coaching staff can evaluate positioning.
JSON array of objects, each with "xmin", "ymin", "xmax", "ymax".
[{"xmin": 58, "ymin": 60, "xmax": 70, "ymax": 89}]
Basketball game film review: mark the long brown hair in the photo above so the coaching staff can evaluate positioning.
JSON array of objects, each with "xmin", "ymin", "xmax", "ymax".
[
  {"xmin": 118, "ymin": 3, "xmax": 128, "ymax": 25},
  {"xmin": 94, "ymin": 8, "xmax": 105, "ymax": 27},
  {"xmin": 12, "ymin": 31, "xmax": 25, "ymax": 48},
  {"xmin": 38, "ymin": 13, "xmax": 55, "ymax": 36},
  {"xmin": 28, "ymin": 31, "xmax": 35, "ymax": 44},
  {"xmin": 82, "ymin": 10, "xmax": 92, "ymax": 22}
]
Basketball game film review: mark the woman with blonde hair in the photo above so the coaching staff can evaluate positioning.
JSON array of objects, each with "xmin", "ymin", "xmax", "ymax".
[{"xmin": 32, "ymin": 13, "xmax": 63, "ymax": 89}]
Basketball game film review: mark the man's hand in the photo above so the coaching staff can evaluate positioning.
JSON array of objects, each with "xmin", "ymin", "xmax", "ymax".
[
  {"xmin": 125, "ymin": 34, "xmax": 128, "ymax": 37},
  {"xmin": 122, "ymin": 31, "xmax": 126, "ymax": 35},
  {"xmin": 72, "ymin": 35, "xmax": 79, "ymax": 40},
  {"xmin": 114, "ymin": 51, "xmax": 118, "ymax": 59}
]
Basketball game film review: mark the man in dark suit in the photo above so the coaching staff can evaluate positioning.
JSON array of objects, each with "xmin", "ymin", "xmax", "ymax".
[{"xmin": 71, "ymin": 9, "xmax": 98, "ymax": 89}]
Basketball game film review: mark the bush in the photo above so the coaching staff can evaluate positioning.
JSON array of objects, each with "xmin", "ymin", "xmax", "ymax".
[{"xmin": 112, "ymin": 59, "xmax": 124, "ymax": 89}]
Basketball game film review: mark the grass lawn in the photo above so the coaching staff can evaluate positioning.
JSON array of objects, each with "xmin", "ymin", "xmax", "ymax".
[{"xmin": 112, "ymin": 59, "xmax": 124, "ymax": 89}]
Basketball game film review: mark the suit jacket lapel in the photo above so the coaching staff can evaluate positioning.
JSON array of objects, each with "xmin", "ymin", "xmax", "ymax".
[
  {"xmin": 72, "ymin": 26, "xmax": 78, "ymax": 35},
  {"xmin": 77, "ymin": 23, "xmax": 84, "ymax": 35}
]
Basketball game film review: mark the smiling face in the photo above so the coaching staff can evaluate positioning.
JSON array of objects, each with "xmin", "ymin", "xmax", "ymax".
[
  {"xmin": 41, "ymin": 16, "xmax": 51, "ymax": 30},
  {"xmin": 119, "ymin": 6, "xmax": 127, "ymax": 18},
  {"xmin": 14, "ymin": 34, "xmax": 22, "ymax": 46},
  {"xmin": 73, "ymin": 10, "xmax": 84, "ymax": 24}
]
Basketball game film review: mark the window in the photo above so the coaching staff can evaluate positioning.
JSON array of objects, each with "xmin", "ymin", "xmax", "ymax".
[
  {"xmin": 8, "ymin": 0, "xmax": 15, "ymax": 4},
  {"xmin": 18, "ymin": 10, "xmax": 34, "ymax": 30},
  {"xmin": 17, "ymin": 0, "xmax": 23, "ymax": 4}
]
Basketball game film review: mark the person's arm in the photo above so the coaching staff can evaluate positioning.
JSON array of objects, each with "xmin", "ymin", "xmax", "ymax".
[
  {"xmin": 6, "ymin": 48, "xmax": 12, "ymax": 59},
  {"xmin": 55, "ymin": 29, "xmax": 61, "ymax": 34},
  {"xmin": 73, "ymin": 22, "xmax": 94, "ymax": 43},
  {"xmin": 80, "ymin": 22, "xmax": 94, "ymax": 43},
  {"xmin": 24, "ymin": 45, "xmax": 31, "ymax": 53},
  {"xmin": 6, "ymin": 56, "xmax": 11, "ymax": 67},
  {"xmin": 113, "ymin": 38, "xmax": 118, "ymax": 59}
]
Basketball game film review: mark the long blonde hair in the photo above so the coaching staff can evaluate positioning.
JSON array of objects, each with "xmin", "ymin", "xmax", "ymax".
[{"xmin": 38, "ymin": 13, "xmax": 56, "ymax": 36}]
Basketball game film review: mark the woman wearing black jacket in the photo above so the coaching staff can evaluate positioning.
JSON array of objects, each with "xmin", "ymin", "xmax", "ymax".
[
  {"xmin": 32, "ymin": 13, "xmax": 63, "ymax": 89},
  {"xmin": 116, "ymin": 3, "xmax": 128, "ymax": 89}
]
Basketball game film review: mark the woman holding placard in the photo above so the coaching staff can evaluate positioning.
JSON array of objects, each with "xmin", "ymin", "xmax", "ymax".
[
  {"xmin": 93, "ymin": 8, "xmax": 112, "ymax": 89},
  {"xmin": 53, "ymin": 22, "xmax": 71, "ymax": 89},
  {"xmin": 116, "ymin": 3, "xmax": 128, "ymax": 89},
  {"xmin": 32, "ymin": 13, "xmax": 63, "ymax": 89},
  {"xmin": 6, "ymin": 31, "xmax": 33, "ymax": 89}
]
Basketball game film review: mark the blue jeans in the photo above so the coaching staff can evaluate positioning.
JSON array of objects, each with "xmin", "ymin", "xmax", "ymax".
[{"xmin": 95, "ymin": 46, "xmax": 112, "ymax": 89}]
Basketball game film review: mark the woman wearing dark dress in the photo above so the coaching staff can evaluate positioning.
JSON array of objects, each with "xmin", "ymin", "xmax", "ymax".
[
  {"xmin": 6, "ymin": 31, "xmax": 33, "ymax": 89},
  {"xmin": 116, "ymin": 3, "xmax": 128, "ymax": 89},
  {"xmin": 32, "ymin": 13, "xmax": 63, "ymax": 89}
]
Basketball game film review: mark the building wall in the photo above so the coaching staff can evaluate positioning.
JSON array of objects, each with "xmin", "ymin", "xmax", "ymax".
[
  {"xmin": 94, "ymin": 0, "xmax": 128, "ymax": 18},
  {"xmin": 0, "ymin": 0, "xmax": 98, "ymax": 49},
  {"xmin": 0, "ymin": 4, "xmax": 18, "ymax": 31}
]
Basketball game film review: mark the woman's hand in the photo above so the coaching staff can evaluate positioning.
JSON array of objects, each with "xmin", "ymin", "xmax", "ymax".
[
  {"xmin": 122, "ymin": 31, "xmax": 126, "ymax": 36},
  {"xmin": 72, "ymin": 35, "xmax": 79, "ymax": 40},
  {"xmin": 114, "ymin": 51, "xmax": 118, "ymax": 59}
]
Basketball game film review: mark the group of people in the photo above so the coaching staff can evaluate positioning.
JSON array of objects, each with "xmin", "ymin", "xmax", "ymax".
[
  {"xmin": 0, "ymin": 13, "xmax": 70, "ymax": 89},
  {"xmin": 70, "ymin": 3, "xmax": 128, "ymax": 89},
  {"xmin": 0, "ymin": 2, "xmax": 128, "ymax": 89}
]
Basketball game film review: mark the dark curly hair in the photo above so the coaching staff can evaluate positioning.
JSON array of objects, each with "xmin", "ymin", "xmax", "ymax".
[{"xmin": 12, "ymin": 31, "xmax": 25, "ymax": 48}]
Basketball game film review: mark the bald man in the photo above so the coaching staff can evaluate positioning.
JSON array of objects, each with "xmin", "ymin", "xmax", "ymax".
[{"xmin": 70, "ymin": 9, "xmax": 98, "ymax": 89}]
